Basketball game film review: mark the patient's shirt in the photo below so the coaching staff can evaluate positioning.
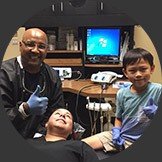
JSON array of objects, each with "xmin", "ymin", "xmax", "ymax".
[
  {"xmin": 115, "ymin": 82, "xmax": 162, "ymax": 142},
  {"xmin": 28, "ymin": 136, "xmax": 98, "ymax": 162}
]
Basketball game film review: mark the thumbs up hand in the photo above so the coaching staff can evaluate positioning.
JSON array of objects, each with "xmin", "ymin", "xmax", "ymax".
[
  {"xmin": 32, "ymin": 84, "xmax": 41, "ymax": 96},
  {"xmin": 26, "ymin": 85, "xmax": 48, "ymax": 115}
]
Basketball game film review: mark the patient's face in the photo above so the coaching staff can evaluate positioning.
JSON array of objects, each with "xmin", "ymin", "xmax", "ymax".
[{"xmin": 47, "ymin": 109, "xmax": 73, "ymax": 135}]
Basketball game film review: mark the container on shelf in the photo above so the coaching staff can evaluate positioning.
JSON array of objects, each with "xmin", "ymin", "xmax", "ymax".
[
  {"xmin": 48, "ymin": 33, "xmax": 56, "ymax": 51},
  {"xmin": 66, "ymin": 32, "xmax": 74, "ymax": 50}
]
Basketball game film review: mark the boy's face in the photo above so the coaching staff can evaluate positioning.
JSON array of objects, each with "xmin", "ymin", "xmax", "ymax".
[{"xmin": 123, "ymin": 58, "xmax": 155, "ymax": 93}]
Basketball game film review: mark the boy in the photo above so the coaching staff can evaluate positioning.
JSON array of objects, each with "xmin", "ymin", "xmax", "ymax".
[{"xmin": 82, "ymin": 48, "xmax": 162, "ymax": 152}]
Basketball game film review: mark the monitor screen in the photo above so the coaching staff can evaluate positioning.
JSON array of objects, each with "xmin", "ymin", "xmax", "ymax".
[{"xmin": 86, "ymin": 28, "xmax": 121, "ymax": 57}]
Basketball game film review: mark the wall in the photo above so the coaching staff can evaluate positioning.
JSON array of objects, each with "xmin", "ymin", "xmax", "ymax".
[
  {"xmin": 134, "ymin": 25, "xmax": 162, "ymax": 83},
  {"xmin": 3, "ymin": 27, "xmax": 25, "ymax": 61}
]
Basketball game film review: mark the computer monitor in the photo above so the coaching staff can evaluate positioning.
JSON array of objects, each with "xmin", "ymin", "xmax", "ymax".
[{"xmin": 85, "ymin": 27, "xmax": 121, "ymax": 63}]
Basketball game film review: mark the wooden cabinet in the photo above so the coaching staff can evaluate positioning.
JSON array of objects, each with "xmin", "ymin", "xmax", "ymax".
[
  {"xmin": 44, "ymin": 50, "xmax": 83, "ymax": 67},
  {"xmin": 84, "ymin": 64, "xmax": 122, "ymax": 68},
  {"xmin": 84, "ymin": 63, "xmax": 123, "ymax": 79},
  {"xmin": 43, "ymin": 50, "xmax": 124, "ymax": 80},
  {"xmin": 43, "ymin": 49, "xmax": 124, "ymax": 79}
]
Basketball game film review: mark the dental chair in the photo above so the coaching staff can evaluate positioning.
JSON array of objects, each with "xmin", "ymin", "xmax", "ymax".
[{"xmin": 95, "ymin": 150, "xmax": 118, "ymax": 160}]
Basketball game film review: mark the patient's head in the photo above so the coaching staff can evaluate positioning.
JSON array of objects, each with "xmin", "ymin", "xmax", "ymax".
[{"xmin": 45, "ymin": 108, "xmax": 73, "ymax": 139}]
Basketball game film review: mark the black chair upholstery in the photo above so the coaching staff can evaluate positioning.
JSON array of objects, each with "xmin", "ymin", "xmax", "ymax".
[{"xmin": 95, "ymin": 150, "xmax": 118, "ymax": 160}]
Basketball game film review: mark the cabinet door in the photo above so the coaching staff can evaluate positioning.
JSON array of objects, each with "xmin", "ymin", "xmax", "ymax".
[
  {"xmin": 39, "ymin": 1, "xmax": 77, "ymax": 16},
  {"xmin": 34, "ymin": 1, "xmax": 73, "ymax": 16},
  {"xmin": 74, "ymin": 0, "xmax": 97, "ymax": 15},
  {"xmin": 97, "ymin": 0, "xmax": 124, "ymax": 14},
  {"xmin": 34, "ymin": 3, "xmax": 60, "ymax": 16},
  {"xmin": 57, "ymin": 0, "xmax": 76, "ymax": 15},
  {"xmin": 33, "ymin": 0, "xmax": 124, "ymax": 17},
  {"xmin": 63, "ymin": 0, "xmax": 123, "ymax": 15},
  {"xmin": 58, "ymin": 0, "xmax": 98, "ymax": 15}
]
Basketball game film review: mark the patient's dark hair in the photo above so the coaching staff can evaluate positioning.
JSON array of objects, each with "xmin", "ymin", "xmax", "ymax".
[{"xmin": 123, "ymin": 48, "xmax": 154, "ymax": 70}]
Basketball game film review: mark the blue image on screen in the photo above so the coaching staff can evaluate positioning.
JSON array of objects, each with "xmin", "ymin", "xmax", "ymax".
[{"xmin": 86, "ymin": 28, "xmax": 120, "ymax": 56}]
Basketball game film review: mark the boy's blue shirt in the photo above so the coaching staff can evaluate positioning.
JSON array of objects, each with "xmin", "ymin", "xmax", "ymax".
[{"xmin": 115, "ymin": 82, "xmax": 162, "ymax": 142}]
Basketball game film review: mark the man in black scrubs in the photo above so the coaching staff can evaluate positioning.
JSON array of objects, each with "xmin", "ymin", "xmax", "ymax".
[{"xmin": 0, "ymin": 28, "xmax": 65, "ymax": 138}]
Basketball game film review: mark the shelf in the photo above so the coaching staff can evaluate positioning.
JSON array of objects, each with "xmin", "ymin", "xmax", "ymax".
[
  {"xmin": 45, "ymin": 50, "xmax": 83, "ymax": 67},
  {"xmin": 47, "ymin": 50, "xmax": 82, "ymax": 54},
  {"xmin": 44, "ymin": 58, "xmax": 83, "ymax": 67},
  {"xmin": 84, "ymin": 63, "xmax": 122, "ymax": 68}
]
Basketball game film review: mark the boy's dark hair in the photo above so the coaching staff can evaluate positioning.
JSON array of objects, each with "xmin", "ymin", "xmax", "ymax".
[{"xmin": 123, "ymin": 48, "xmax": 154, "ymax": 69}]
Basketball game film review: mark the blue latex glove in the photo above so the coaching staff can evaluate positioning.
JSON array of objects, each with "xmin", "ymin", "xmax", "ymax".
[
  {"xmin": 143, "ymin": 98, "xmax": 158, "ymax": 119},
  {"xmin": 27, "ymin": 85, "xmax": 48, "ymax": 115},
  {"xmin": 112, "ymin": 127, "xmax": 125, "ymax": 151}
]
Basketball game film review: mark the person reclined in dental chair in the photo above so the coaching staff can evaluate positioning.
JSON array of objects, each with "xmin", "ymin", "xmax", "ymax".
[{"xmin": 28, "ymin": 108, "xmax": 99, "ymax": 162}]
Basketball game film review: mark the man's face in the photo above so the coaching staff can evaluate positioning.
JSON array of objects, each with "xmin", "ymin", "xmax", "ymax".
[
  {"xmin": 47, "ymin": 109, "xmax": 73, "ymax": 136},
  {"xmin": 123, "ymin": 58, "xmax": 155, "ymax": 92},
  {"xmin": 20, "ymin": 29, "xmax": 48, "ymax": 70}
]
